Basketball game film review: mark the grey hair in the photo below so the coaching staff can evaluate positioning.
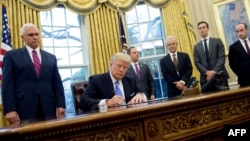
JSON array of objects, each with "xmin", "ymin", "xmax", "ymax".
[
  {"xmin": 110, "ymin": 52, "xmax": 131, "ymax": 64},
  {"xmin": 20, "ymin": 23, "xmax": 38, "ymax": 36},
  {"xmin": 165, "ymin": 36, "xmax": 178, "ymax": 43}
]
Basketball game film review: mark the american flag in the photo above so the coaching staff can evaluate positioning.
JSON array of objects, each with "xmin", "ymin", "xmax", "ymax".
[{"xmin": 0, "ymin": 5, "xmax": 12, "ymax": 80}]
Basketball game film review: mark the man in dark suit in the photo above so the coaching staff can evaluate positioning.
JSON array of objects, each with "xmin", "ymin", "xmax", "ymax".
[
  {"xmin": 160, "ymin": 36, "xmax": 193, "ymax": 98},
  {"xmin": 194, "ymin": 21, "xmax": 228, "ymax": 90},
  {"xmin": 126, "ymin": 47, "xmax": 155, "ymax": 100},
  {"xmin": 79, "ymin": 52, "xmax": 146, "ymax": 111},
  {"xmin": 2, "ymin": 23, "xmax": 65, "ymax": 124},
  {"xmin": 229, "ymin": 23, "xmax": 250, "ymax": 87}
]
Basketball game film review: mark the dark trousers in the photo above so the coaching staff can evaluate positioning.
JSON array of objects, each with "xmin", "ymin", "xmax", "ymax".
[{"xmin": 36, "ymin": 95, "xmax": 45, "ymax": 121}]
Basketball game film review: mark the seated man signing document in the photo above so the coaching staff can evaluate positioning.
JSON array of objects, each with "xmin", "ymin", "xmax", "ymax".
[{"xmin": 79, "ymin": 52, "xmax": 147, "ymax": 111}]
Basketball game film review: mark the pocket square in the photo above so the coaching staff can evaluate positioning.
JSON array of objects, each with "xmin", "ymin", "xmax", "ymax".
[{"xmin": 130, "ymin": 92, "xmax": 135, "ymax": 96}]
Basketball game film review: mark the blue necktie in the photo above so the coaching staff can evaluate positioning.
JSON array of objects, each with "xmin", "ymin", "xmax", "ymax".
[{"xmin": 115, "ymin": 81, "xmax": 123, "ymax": 97}]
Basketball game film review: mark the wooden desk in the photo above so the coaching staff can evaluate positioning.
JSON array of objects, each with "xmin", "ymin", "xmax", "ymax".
[{"xmin": 0, "ymin": 87, "xmax": 250, "ymax": 141}]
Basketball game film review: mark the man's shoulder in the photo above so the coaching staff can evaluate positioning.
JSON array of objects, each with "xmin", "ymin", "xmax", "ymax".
[
  {"xmin": 229, "ymin": 40, "xmax": 240, "ymax": 48},
  {"xmin": 160, "ymin": 54, "xmax": 169, "ymax": 61},
  {"xmin": 5, "ymin": 47, "xmax": 25, "ymax": 56},
  {"xmin": 178, "ymin": 52, "xmax": 189, "ymax": 56},
  {"xmin": 122, "ymin": 75, "xmax": 135, "ymax": 83},
  {"xmin": 89, "ymin": 73, "xmax": 110, "ymax": 82},
  {"xmin": 41, "ymin": 49, "xmax": 55, "ymax": 57}
]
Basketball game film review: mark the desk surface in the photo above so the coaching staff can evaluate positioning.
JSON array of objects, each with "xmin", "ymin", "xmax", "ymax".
[{"xmin": 0, "ymin": 86, "xmax": 249, "ymax": 141}]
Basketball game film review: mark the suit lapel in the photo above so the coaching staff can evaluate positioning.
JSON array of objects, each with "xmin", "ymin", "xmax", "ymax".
[
  {"xmin": 104, "ymin": 73, "xmax": 117, "ymax": 97},
  {"xmin": 237, "ymin": 40, "xmax": 250, "ymax": 57},
  {"xmin": 39, "ymin": 50, "xmax": 47, "ymax": 78},
  {"xmin": 122, "ymin": 78, "xmax": 130, "ymax": 97},
  {"xmin": 20, "ymin": 47, "xmax": 36, "ymax": 76},
  {"xmin": 197, "ymin": 41, "xmax": 207, "ymax": 62}
]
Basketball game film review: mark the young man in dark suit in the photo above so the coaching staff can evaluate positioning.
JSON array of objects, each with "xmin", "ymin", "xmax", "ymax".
[
  {"xmin": 194, "ymin": 21, "xmax": 228, "ymax": 90},
  {"xmin": 126, "ymin": 47, "xmax": 155, "ymax": 100},
  {"xmin": 160, "ymin": 36, "xmax": 193, "ymax": 98},
  {"xmin": 229, "ymin": 23, "xmax": 250, "ymax": 87},
  {"xmin": 79, "ymin": 52, "xmax": 147, "ymax": 111},
  {"xmin": 2, "ymin": 23, "xmax": 65, "ymax": 124}
]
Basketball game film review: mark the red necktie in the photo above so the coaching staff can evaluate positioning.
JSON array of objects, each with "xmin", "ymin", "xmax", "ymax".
[
  {"xmin": 32, "ymin": 50, "xmax": 41, "ymax": 77},
  {"xmin": 244, "ymin": 40, "xmax": 250, "ymax": 55}
]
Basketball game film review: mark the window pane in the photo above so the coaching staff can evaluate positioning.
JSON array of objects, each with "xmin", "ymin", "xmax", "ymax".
[
  {"xmin": 52, "ymin": 27, "xmax": 68, "ymax": 46},
  {"xmin": 128, "ymin": 24, "xmax": 139, "ymax": 44},
  {"xmin": 69, "ymin": 47, "xmax": 83, "ymax": 65},
  {"xmin": 142, "ymin": 42, "xmax": 155, "ymax": 57},
  {"xmin": 52, "ymin": 8, "xmax": 66, "ymax": 26},
  {"xmin": 40, "ymin": 12, "xmax": 52, "ymax": 26},
  {"xmin": 126, "ymin": 9, "xmax": 136, "ymax": 24},
  {"xmin": 66, "ymin": 10, "xmax": 80, "ymax": 26},
  {"xmin": 41, "ymin": 7, "xmax": 88, "ymax": 115},
  {"xmin": 136, "ymin": 5, "xmax": 149, "ymax": 22},
  {"xmin": 154, "ymin": 40, "xmax": 165, "ymax": 55},
  {"xmin": 55, "ymin": 47, "xmax": 69, "ymax": 65},
  {"xmin": 68, "ymin": 28, "xmax": 82, "ymax": 46},
  {"xmin": 125, "ymin": 3, "xmax": 166, "ymax": 99},
  {"xmin": 43, "ymin": 47, "xmax": 54, "ymax": 54}
]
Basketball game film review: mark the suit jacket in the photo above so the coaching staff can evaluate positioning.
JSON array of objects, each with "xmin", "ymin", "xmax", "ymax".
[
  {"xmin": 2, "ymin": 47, "xmax": 65, "ymax": 120},
  {"xmin": 125, "ymin": 63, "xmax": 155, "ymax": 98},
  {"xmin": 229, "ymin": 39, "xmax": 250, "ymax": 86},
  {"xmin": 194, "ymin": 37, "xmax": 228, "ymax": 86},
  {"xmin": 160, "ymin": 52, "xmax": 192, "ymax": 98},
  {"xmin": 79, "ymin": 72, "xmax": 141, "ymax": 111}
]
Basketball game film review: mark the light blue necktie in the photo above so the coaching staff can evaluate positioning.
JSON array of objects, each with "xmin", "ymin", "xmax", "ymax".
[{"xmin": 115, "ymin": 81, "xmax": 123, "ymax": 97}]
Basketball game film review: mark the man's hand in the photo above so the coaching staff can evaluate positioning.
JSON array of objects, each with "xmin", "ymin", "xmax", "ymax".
[
  {"xmin": 56, "ymin": 107, "xmax": 65, "ymax": 119},
  {"xmin": 174, "ymin": 81, "xmax": 186, "ymax": 90},
  {"xmin": 206, "ymin": 70, "xmax": 216, "ymax": 81},
  {"xmin": 6, "ymin": 111, "xmax": 20, "ymax": 124},
  {"xmin": 106, "ymin": 95, "xmax": 124, "ymax": 107},
  {"xmin": 150, "ymin": 95, "xmax": 155, "ymax": 100},
  {"xmin": 128, "ymin": 93, "xmax": 145, "ymax": 104}
]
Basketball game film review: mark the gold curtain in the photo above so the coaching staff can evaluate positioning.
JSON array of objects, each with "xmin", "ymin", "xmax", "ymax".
[
  {"xmin": 162, "ymin": 0, "xmax": 199, "ymax": 79},
  {"xmin": 144, "ymin": 0, "xmax": 171, "ymax": 8},
  {"xmin": 87, "ymin": 4, "xmax": 121, "ymax": 74},
  {"xmin": 1, "ymin": 0, "xmax": 41, "ymax": 49}
]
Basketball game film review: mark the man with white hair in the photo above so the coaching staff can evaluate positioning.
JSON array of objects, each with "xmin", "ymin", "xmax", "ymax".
[
  {"xmin": 160, "ymin": 36, "xmax": 193, "ymax": 98},
  {"xmin": 80, "ymin": 52, "xmax": 147, "ymax": 111},
  {"xmin": 2, "ymin": 23, "xmax": 65, "ymax": 124}
]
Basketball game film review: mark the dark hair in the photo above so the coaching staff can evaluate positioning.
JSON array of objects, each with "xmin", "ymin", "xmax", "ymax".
[
  {"xmin": 197, "ymin": 21, "xmax": 209, "ymax": 29},
  {"xmin": 237, "ymin": 23, "xmax": 248, "ymax": 29},
  {"xmin": 127, "ymin": 46, "xmax": 136, "ymax": 55}
]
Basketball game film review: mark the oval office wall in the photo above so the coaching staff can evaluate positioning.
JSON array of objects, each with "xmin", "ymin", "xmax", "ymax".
[{"xmin": 0, "ymin": 0, "xmax": 241, "ymax": 127}]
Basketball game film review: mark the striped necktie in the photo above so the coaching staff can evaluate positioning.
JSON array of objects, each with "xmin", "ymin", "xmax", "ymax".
[
  {"xmin": 134, "ymin": 64, "xmax": 140, "ymax": 79},
  {"xmin": 32, "ymin": 50, "xmax": 41, "ymax": 77},
  {"xmin": 114, "ymin": 81, "xmax": 123, "ymax": 97}
]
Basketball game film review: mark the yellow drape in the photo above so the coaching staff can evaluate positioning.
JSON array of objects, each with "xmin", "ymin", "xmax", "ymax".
[
  {"xmin": 162, "ymin": 0, "xmax": 199, "ymax": 80},
  {"xmin": 1, "ymin": 0, "xmax": 41, "ymax": 49},
  {"xmin": 87, "ymin": 4, "xmax": 121, "ymax": 74}
]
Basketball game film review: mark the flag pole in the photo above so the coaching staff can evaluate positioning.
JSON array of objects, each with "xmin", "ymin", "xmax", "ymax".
[{"xmin": 115, "ymin": 1, "xmax": 128, "ymax": 53}]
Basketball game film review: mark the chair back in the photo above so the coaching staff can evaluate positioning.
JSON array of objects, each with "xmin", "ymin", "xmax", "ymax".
[{"xmin": 71, "ymin": 81, "xmax": 88, "ymax": 114}]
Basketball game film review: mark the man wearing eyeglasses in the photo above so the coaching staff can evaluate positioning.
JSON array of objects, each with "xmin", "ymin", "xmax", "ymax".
[{"xmin": 160, "ymin": 36, "xmax": 193, "ymax": 98}]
